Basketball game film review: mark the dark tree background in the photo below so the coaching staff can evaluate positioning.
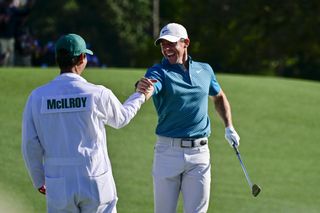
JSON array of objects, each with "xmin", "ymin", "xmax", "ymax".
[{"xmin": 25, "ymin": 0, "xmax": 320, "ymax": 80}]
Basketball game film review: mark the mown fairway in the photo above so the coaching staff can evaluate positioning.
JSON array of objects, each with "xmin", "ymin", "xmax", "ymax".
[{"xmin": 0, "ymin": 68, "xmax": 319, "ymax": 213}]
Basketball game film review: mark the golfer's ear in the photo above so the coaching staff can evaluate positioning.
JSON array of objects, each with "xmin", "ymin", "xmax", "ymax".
[{"xmin": 184, "ymin": 38, "xmax": 190, "ymax": 47}]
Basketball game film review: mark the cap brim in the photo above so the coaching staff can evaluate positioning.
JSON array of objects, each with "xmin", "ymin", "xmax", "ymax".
[
  {"xmin": 85, "ymin": 49, "xmax": 93, "ymax": 55},
  {"xmin": 154, "ymin": 35, "xmax": 181, "ymax": 46}
]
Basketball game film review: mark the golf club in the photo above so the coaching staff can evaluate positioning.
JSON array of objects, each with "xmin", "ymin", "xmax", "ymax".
[{"xmin": 232, "ymin": 144, "xmax": 261, "ymax": 197}]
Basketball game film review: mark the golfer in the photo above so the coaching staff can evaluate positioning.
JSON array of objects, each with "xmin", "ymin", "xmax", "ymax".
[
  {"xmin": 22, "ymin": 33, "xmax": 154, "ymax": 213},
  {"xmin": 138, "ymin": 23, "xmax": 240, "ymax": 213}
]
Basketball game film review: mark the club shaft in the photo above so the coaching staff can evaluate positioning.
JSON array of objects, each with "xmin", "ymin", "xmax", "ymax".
[{"xmin": 234, "ymin": 146, "xmax": 253, "ymax": 188}]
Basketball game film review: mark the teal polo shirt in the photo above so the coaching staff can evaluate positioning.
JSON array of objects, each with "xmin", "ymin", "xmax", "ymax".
[{"xmin": 145, "ymin": 57, "xmax": 221, "ymax": 138}]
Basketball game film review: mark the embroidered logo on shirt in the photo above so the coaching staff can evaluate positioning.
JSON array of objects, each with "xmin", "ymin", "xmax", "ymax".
[
  {"xmin": 41, "ymin": 94, "xmax": 92, "ymax": 113},
  {"xmin": 195, "ymin": 69, "xmax": 202, "ymax": 74}
]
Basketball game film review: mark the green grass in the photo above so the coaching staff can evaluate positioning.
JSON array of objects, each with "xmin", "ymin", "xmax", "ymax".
[{"xmin": 0, "ymin": 67, "xmax": 319, "ymax": 213}]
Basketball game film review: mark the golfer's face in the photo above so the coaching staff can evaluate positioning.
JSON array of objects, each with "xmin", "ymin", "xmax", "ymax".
[{"xmin": 160, "ymin": 39, "xmax": 186, "ymax": 64}]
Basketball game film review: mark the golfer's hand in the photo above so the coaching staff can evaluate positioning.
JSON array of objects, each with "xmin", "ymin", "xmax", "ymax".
[
  {"xmin": 225, "ymin": 126, "xmax": 240, "ymax": 147},
  {"xmin": 38, "ymin": 185, "xmax": 46, "ymax": 195},
  {"xmin": 136, "ymin": 78, "xmax": 157, "ymax": 101}
]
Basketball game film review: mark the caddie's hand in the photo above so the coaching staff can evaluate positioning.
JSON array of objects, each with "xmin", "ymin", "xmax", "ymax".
[
  {"xmin": 38, "ymin": 185, "xmax": 46, "ymax": 195},
  {"xmin": 136, "ymin": 78, "xmax": 157, "ymax": 101},
  {"xmin": 225, "ymin": 126, "xmax": 240, "ymax": 147}
]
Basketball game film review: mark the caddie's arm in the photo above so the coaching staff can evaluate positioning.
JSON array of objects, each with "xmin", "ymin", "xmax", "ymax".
[
  {"xmin": 21, "ymin": 94, "xmax": 45, "ymax": 189},
  {"xmin": 100, "ymin": 78, "xmax": 155, "ymax": 129},
  {"xmin": 212, "ymin": 90, "xmax": 240, "ymax": 147}
]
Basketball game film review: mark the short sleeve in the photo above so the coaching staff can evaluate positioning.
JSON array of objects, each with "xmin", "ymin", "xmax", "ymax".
[
  {"xmin": 208, "ymin": 65, "xmax": 221, "ymax": 96},
  {"xmin": 145, "ymin": 65, "xmax": 164, "ymax": 95}
]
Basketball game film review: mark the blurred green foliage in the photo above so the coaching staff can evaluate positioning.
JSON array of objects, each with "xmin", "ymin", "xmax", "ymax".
[{"xmin": 27, "ymin": 0, "xmax": 320, "ymax": 80}]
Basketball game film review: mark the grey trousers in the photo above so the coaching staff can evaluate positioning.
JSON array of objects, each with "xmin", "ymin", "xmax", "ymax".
[{"xmin": 153, "ymin": 136, "xmax": 211, "ymax": 213}]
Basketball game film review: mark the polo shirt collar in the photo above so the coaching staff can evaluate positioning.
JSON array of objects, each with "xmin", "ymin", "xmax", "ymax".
[{"xmin": 161, "ymin": 56, "xmax": 193, "ymax": 69}]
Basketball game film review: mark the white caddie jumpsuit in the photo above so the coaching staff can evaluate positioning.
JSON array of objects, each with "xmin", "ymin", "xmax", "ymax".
[{"xmin": 22, "ymin": 73, "xmax": 145, "ymax": 213}]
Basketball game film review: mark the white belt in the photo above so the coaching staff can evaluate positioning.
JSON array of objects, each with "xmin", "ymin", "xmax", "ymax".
[{"xmin": 157, "ymin": 136, "xmax": 208, "ymax": 148}]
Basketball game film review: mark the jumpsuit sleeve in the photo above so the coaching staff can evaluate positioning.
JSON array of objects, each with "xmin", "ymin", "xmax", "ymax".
[
  {"xmin": 21, "ymin": 94, "xmax": 45, "ymax": 189},
  {"xmin": 99, "ymin": 89, "xmax": 146, "ymax": 129}
]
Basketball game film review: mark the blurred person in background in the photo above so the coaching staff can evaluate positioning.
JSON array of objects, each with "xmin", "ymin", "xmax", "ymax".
[
  {"xmin": 14, "ymin": 26, "xmax": 36, "ymax": 66},
  {"xmin": 0, "ymin": 0, "xmax": 34, "ymax": 66}
]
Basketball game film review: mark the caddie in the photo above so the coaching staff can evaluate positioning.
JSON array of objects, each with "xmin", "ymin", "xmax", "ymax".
[
  {"xmin": 137, "ymin": 23, "xmax": 241, "ymax": 213},
  {"xmin": 21, "ymin": 33, "xmax": 154, "ymax": 213}
]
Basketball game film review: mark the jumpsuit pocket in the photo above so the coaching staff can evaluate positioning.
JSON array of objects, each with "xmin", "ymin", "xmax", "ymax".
[
  {"xmin": 45, "ymin": 176, "xmax": 67, "ymax": 209},
  {"xmin": 90, "ymin": 171, "xmax": 117, "ymax": 204}
]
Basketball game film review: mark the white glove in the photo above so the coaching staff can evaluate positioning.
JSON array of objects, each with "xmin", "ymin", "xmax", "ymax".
[{"xmin": 225, "ymin": 126, "xmax": 240, "ymax": 147}]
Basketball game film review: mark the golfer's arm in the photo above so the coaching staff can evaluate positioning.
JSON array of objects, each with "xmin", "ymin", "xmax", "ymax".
[{"xmin": 212, "ymin": 90, "xmax": 233, "ymax": 127}]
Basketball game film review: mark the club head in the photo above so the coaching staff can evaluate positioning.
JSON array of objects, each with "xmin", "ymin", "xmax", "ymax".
[{"xmin": 252, "ymin": 184, "xmax": 261, "ymax": 197}]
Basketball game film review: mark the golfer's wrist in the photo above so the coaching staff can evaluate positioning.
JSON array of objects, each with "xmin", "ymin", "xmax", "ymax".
[{"xmin": 225, "ymin": 125, "xmax": 234, "ymax": 131}]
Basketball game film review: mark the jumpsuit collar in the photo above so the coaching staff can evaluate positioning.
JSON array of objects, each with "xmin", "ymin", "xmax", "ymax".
[{"xmin": 53, "ymin": 72, "xmax": 87, "ymax": 82}]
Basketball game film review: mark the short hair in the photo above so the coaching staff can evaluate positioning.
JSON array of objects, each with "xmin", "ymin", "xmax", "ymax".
[{"xmin": 56, "ymin": 49, "xmax": 83, "ymax": 69}]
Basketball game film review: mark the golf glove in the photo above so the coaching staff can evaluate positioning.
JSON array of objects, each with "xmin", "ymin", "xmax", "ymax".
[{"xmin": 225, "ymin": 126, "xmax": 240, "ymax": 147}]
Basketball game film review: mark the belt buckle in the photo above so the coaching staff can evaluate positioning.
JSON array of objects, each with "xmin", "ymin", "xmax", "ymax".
[{"xmin": 181, "ymin": 139, "xmax": 193, "ymax": 148}]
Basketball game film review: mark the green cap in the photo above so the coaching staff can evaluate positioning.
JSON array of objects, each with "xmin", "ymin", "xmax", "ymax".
[{"xmin": 55, "ymin": 33, "xmax": 93, "ymax": 56}]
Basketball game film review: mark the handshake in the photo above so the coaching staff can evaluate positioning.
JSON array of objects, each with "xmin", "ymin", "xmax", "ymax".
[{"xmin": 135, "ymin": 77, "xmax": 157, "ymax": 101}]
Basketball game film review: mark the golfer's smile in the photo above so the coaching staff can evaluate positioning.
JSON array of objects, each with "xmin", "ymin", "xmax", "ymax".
[{"xmin": 160, "ymin": 40, "xmax": 184, "ymax": 64}]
